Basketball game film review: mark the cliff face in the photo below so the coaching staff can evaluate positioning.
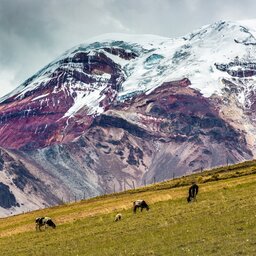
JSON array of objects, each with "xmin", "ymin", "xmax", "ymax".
[
  {"xmin": 0, "ymin": 148, "xmax": 62, "ymax": 216},
  {"xmin": 0, "ymin": 49, "xmax": 129, "ymax": 149},
  {"xmin": 1, "ymin": 20, "xmax": 256, "ymax": 216}
]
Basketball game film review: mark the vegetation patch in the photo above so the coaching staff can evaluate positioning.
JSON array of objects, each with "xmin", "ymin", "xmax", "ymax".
[{"xmin": 1, "ymin": 160, "xmax": 256, "ymax": 255}]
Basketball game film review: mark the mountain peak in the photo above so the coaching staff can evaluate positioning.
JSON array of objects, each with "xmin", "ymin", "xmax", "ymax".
[
  {"xmin": 2, "ymin": 19, "xmax": 256, "ymax": 117},
  {"xmin": 184, "ymin": 20, "xmax": 256, "ymax": 41}
]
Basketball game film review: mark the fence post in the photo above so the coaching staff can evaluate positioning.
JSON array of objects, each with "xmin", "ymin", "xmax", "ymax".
[
  {"xmin": 132, "ymin": 181, "xmax": 135, "ymax": 190},
  {"xmin": 124, "ymin": 179, "xmax": 126, "ymax": 191}
]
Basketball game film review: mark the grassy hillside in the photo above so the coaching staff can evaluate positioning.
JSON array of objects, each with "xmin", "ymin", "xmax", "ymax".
[{"xmin": 1, "ymin": 160, "xmax": 256, "ymax": 255}]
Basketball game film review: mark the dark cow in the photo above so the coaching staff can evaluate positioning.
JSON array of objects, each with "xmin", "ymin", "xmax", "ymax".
[
  {"xmin": 187, "ymin": 183, "xmax": 199, "ymax": 203},
  {"xmin": 133, "ymin": 200, "xmax": 149, "ymax": 213},
  {"xmin": 35, "ymin": 217, "xmax": 56, "ymax": 231}
]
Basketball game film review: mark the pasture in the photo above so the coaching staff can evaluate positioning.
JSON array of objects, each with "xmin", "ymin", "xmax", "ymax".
[{"xmin": 1, "ymin": 160, "xmax": 256, "ymax": 255}]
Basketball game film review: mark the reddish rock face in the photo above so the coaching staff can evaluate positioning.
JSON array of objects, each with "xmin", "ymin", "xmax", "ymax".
[
  {"xmin": 0, "ymin": 89, "xmax": 71, "ymax": 149},
  {"xmin": 0, "ymin": 72, "xmax": 251, "ymax": 167},
  {"xmin": 99, "ymin": 78, "xmax": 250, "ymax": 152},
  {"xmin": 0, "ymin": 50, "xmax": 128, "ymax": 149}
]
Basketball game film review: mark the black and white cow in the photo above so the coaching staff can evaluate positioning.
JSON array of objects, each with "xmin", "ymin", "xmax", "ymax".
[
  {"xmin": 35, "ymin": 217, "xmax": 56, "ymax": 231},
  {"xmin": 187, "ymin": 183, "xmax": 199, "ymax": 203},
  {"xmin": 114, "ymin": 213, "xmax": 122, "ymax": 222},
  {"xmin": 133, "ymin": 200, "xmax": 149, "ymax": 213}
]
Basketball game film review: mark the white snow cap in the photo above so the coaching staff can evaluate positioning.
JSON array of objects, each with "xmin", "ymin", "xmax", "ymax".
[{"xmin": 1, "ymin": 20, "xmax": 256, "ymax": 115}]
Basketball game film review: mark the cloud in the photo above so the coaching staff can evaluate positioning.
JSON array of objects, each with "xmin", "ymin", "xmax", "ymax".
[
  {"xmin": 0, "ymin": 68, "xmax": 16, "ymax": 96},
  {"xmin": 1, "ymin": 0, "xmax": 256, "ymax": 97},
  {"xmin": 0, "ymin": 0, "xmax": 132, "ymax": 95}
]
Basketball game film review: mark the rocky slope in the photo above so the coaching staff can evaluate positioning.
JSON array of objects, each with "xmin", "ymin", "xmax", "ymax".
[{"xmin": 0, "ymin": 20, "xmax": 256, "ymax": 216}]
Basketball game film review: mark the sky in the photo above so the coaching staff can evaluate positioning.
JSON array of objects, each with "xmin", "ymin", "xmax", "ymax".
[{"xmin": 0, "ymin": 0, "xmax": 256, "ymax": 97}]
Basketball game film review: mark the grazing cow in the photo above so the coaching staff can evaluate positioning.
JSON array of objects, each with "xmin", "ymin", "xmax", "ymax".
[
  {"xmin": 114, "ymin": 213, "xmax": 122, "ymax": 222},
  {"xmin": 133, "ymin": 200, "xmax": 149, "ymax": 213},
  {"xmin": 35, "ymin": 217, "xmax": 56, "ymax": 231},
  {"xmin": 187, "ymin": 183, "xmax": 199, "ymax": 203}
]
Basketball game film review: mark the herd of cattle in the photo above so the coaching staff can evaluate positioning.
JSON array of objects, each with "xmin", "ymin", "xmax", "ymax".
[{"xmin": 35, "ymin": 183, "xmax": 199, "ymax": 230}]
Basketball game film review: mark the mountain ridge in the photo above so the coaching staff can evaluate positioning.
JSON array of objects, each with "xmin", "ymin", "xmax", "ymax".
[{"xmin": 0, "ymin": 19, "xmax": 256, "ymax": 216}]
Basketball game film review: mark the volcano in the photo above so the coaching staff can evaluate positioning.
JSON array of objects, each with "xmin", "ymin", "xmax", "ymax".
[{"xmin": 0, "ymin": 20, "xmax": 256, "ymax": 216}]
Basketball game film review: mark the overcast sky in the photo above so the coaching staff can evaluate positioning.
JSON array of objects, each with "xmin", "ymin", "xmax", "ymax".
[{"xmin": 0, "ymin": 0, "xmax": 256, "ymax": 97}]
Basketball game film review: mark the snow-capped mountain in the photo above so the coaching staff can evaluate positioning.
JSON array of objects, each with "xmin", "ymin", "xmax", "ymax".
[
  {"xmin": 3, "ymin": 20, "xmax": 256, "ymax": 113},
  {"xmin": 0, "ymin": 20, "xmax": 256, "ymax": 216}
]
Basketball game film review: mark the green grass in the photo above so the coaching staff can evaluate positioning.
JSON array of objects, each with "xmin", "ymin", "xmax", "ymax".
[{"xmin": 1, "ymin": 160, "xmax": 256, "ymax": 255}]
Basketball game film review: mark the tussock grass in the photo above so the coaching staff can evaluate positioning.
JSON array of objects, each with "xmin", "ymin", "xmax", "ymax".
[{"xmin": 1, "ymin": 160, "xmax": 256, "ymax": 255}]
